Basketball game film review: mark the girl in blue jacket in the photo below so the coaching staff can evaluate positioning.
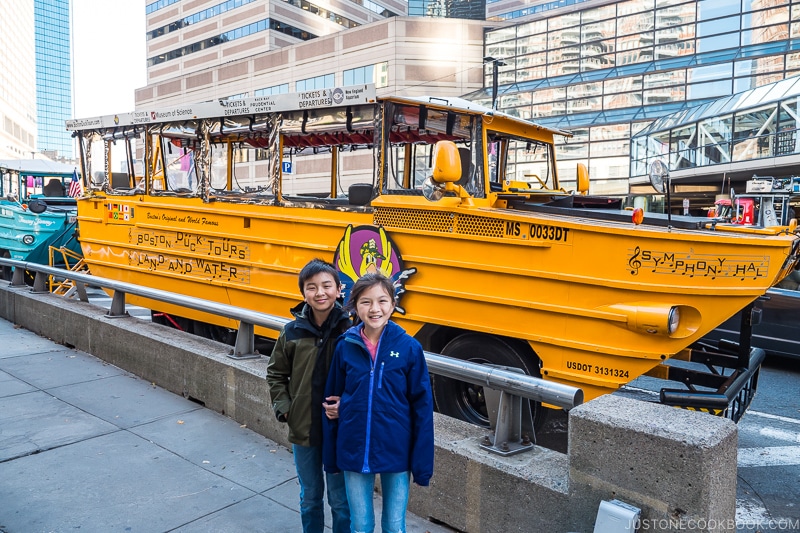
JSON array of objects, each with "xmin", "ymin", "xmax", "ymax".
[{"xmin": 323, "ymin": 272, "xmax": 434, "ymax": 533}]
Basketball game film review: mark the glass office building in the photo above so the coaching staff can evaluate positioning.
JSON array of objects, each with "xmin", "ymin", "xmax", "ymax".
[
  {"xmin": 481, "ymin": 0, "xmax": 800, "ymax": 195},
  {"xmin": 632, "ymin": 75, "xmax": 800, "ymax": 184},
  {"xmin": 34, "ymin": 0, "xmax": 73, "ymax": 159}
]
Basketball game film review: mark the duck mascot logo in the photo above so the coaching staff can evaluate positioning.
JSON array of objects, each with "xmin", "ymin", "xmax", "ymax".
[{"xmin": 333, "ymin": 224, "xmax": 417, "ymax": 314}]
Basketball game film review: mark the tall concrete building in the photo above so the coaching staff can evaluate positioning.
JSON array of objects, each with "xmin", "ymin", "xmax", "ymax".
[
  {"xmin": 478, "ymin": 0, "xmax": 800, "ymax": 196},
  {"xmin": 0, "ymin": 1, "xmax": 38, "ymax": 160},
  {"xmin": 139, "ymin": 0, "xmax": 488, "ymax": 107},
  {"xmin": 145, "ymin": 0, "xmax": 405, "ymax": 86},
  {"xmin": 34, "ymin": 0, "xmax": 73, "ymax": 159},
  {"xmin": 0, "ymin": 0, "xmax": 73, "ymax": 161}
]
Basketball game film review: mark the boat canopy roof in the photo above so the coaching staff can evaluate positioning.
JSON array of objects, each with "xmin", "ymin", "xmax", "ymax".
[
  {"xmin": 0, "ymin": 158, "xmax": 76, "ymax": 176},
  {"xmin": 65, "ymin": 85, "xmax": 571, "ymax": 142}
]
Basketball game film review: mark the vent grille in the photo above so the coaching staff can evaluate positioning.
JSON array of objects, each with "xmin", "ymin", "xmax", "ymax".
[
  {"xmin": 374, "ymin": 208, "xmax": 454, "ymax": 233},
  {"xmin": 456, "ymin": 214, "xmax": 505, "ymax": 238},
  {"xmin": 374, "ymin": 207, "xmax": 505, "ymax": 239}
]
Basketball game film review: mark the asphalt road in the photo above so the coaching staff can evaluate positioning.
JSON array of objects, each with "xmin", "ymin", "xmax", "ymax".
[
  {"xmin": 735, "ymin": 356, "xmax": 800, "ymax": 532},
  {"xmin": 538, "ymin": 356, "xmax": 800, "ymax": 532}
]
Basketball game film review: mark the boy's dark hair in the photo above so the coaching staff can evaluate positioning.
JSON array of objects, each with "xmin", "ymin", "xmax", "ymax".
[
  {"xmin": 298, "ymin": 258, "xmax": 341, "ymax": 292},
  {"xmin": 345, "ymin": 272, "xmax": 396, "ymax": 314}
]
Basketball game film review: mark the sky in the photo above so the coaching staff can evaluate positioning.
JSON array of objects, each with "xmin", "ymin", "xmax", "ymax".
[{"xmin": 72, "ymin": 0, "xmax": 147, "ymax": 120}]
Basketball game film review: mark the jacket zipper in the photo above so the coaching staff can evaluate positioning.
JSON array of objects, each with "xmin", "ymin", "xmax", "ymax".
[
  {"xmin": 363, "ymin": 353, "xmax": 375, "ymax": 473},
  {"xmin": 361, "ymin": 328, "xmax": 383, "ymax": 474}
]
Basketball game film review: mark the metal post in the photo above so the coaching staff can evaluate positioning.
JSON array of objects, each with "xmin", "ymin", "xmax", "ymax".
[
  {"xmin": 230, "ymin": 321, "xmax": 261, "ymax": 360},
  {"xmin": 10, "ymin": 267, "xmax": 27, "ymax": 287},
  {"xmin": 492, "ymin": 61, "xmax": 499, "ymax": 110},
  {"xmin": 738, "ymin": 301, "xmax": 758, "ymax": 368},
  {"xmin": 75, "ymin": 281, "xmax": 89, "ymax": 302},
  {"xmin": 32, "ymin": 271, "xmax": 48, "ymax": 293},
  {"xmin": 107, "ymin": 290, "xmax": 129, "ymax": 318},
  {"xmin": 480, "ymin": 366, "xmax": 536, "ymax": 456},
  {"xmin": 484, "ymin": 56, "xmax": 507, "ymax": 110}
]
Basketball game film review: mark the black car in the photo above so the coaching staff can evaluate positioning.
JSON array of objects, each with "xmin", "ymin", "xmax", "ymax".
[{"xmin": 703, "ymin": 276, "xmax": 800, "ymax": 359}]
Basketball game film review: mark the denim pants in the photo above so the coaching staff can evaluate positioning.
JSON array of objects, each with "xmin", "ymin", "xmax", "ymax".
[
  {"xmin": 343, "ymin": 470, "xmax": 410, "ymax": 533},
  {"xmin": 292, "ymin": 444, "xmax": 350, "ymax": 533}
]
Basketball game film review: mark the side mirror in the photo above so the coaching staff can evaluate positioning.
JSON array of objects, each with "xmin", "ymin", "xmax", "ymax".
[
  {"xmin": 576, "ymin": 163, "xmax": 589, "ymax": 195},
  {"xmin": 422, "ymin": 177, "xmax": 444, "ymax": 202},
  {"xmin": 423, "ymin": 141, "xmax": 462, "ymax": 202},
  {"xmin": 432, "ymin": 141, "xmax": 462, "ymax": 183}
]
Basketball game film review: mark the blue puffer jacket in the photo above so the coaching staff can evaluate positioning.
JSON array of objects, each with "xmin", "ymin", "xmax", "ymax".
[{"xmin": 322, "ymin": 321, "xmax": 434, "ymax": 486}]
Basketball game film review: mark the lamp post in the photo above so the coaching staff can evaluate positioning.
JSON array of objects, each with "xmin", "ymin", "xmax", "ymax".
[{"xmin": 484, "ymin": 56, "xmax": 507, "ymax": 110}]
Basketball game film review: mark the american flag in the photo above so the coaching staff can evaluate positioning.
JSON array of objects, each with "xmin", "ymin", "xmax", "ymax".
[{"xmin": 68, "ymin": 170, "xmax": 83, "ymax": 198}]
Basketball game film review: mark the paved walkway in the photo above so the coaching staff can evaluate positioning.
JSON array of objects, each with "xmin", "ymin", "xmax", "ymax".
[{"xmin": 0, "ymin": 318, "xmax": 454, "ymax": 533}]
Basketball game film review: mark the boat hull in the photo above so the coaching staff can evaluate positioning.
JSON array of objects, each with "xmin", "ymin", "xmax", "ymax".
[
  {"xmin": 76, "ymin": 194, "xmax": 798, "ymax": 401},
  {"xmin": 0, "ymin": 202, "xmax": 80, "ymax": 267}
]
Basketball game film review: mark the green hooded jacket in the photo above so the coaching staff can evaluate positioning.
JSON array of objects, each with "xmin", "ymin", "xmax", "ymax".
[{"xmin": 266, "ymin": 301, "xmax": 351, "ymax": 446}]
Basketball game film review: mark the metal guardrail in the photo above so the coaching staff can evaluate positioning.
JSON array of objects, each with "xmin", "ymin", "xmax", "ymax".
[{"xmin": 0, "ymin": 258, "xmax": 583, "ymax": 454}]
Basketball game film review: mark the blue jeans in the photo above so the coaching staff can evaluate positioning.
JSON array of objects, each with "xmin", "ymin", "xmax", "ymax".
[
  {"xmin": 344, "ymin": 470, "xmax": 410, "ymax": 533},
  {"xmin": 293, "ymin": 444, "xmax": 350, "ymax": 533}
]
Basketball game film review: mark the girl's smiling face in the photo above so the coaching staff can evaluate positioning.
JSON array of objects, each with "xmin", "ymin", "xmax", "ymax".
[{"xmin": 356, "ymin": 283, "xmax": 394, "ymax": 338}]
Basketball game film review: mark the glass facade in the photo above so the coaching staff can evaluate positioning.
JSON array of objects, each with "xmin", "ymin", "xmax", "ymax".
[
  {"xmin": 631, "ymin": 75, "xmax": 800, "ymax": 180},
  {"xmin": 481, "ymin": 0, "xmax": 800, "ymax": 195},
  {"xmin": 34, "ymin": 0, "xmax": 72, "ymax": 158},
  {"xmin": 409, "ymin": 0, "xmax": 486, "ymax": 19}
]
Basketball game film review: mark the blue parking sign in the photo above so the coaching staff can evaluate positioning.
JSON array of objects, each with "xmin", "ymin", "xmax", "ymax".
[{"xmin": 282, "ymin": 161, "xmax": 293, "ymax": 174}]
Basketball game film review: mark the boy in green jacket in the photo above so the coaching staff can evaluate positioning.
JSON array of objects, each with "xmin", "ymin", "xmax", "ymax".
[{"xmin": 266, "ymin": 259, "xmax": 351, "ymax": 533}]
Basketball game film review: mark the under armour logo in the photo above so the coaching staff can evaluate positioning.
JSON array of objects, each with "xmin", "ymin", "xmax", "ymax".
[{"xmin": 390, "ymin": 351, "xmax": 399, "ymax": 358}]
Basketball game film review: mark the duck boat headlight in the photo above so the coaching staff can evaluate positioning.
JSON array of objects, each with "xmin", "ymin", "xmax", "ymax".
[{"xmin": 600, "ymin": 302, "xmax": 699, "ymax": 338}]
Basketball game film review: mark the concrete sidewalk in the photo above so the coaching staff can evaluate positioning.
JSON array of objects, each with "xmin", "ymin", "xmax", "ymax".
[{"xmin": 0, "ymin": 318, "xmax": 453, "ymax": 533}]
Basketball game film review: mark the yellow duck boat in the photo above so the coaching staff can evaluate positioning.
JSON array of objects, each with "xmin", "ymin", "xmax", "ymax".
[{"xmin": 67, "ymin": 85, "xmax": 800, "ymax": 424}]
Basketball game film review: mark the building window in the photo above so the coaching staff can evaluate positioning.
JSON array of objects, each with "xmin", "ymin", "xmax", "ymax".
[
  {"xmin": 255, "ymin": 84, "xmax": 290, "ymax": 97},
  {"xmin": 146, "ymin": 0, "xmax": 180, "ymax": 15},
  {"xmin": 281, "ymin": 0, "xmax": 361, "ymax": 29},
  {"xmin": 149, "ymin": 0, "xmax": 257, "ymax": 40},
  {"xmin": 343, "ymin": 62, "xmax": 389, "ymax": 88},
  {"xmin": 296, "ymin": 74, "xmax": 335, "ymax": 92},
  {"xmin": 147, "ymin": 19, "xmax": 316, "ymax": 67}
]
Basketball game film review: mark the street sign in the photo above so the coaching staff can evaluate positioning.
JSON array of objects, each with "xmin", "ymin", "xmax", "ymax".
[{"xmin": 282, "ymin": 161, "xmax": 293, "ymax": 174}]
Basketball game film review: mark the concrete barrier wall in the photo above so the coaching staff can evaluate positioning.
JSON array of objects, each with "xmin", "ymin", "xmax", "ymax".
[{"xmin": 0, "ymin": 285, "xmax": 738, "ymax": 533}]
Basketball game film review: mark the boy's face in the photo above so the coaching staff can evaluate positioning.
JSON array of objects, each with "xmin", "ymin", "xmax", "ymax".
[{"xmin": 302, "ymin": 272, "xmax": 340, "ymax": 317}]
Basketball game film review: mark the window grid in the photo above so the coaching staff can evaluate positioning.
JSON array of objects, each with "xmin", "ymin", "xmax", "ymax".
[
  {"xmin": 296, "ymin": 74, "xmax": 335, "ymax": 92},
  {"xmin": 149, "ymin": 0, "xmax": 257, "ymax": 40},
  {"xmin": 255, "ymin": 84, "xmax": 290, "ymax": 97},
  {"xmin": 343, "ymin": 62, "xmax": 389, "ymax": 88},
  {"xmin": 147, "ymin": 19, "xmax": 317, "ymax": 66}
]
